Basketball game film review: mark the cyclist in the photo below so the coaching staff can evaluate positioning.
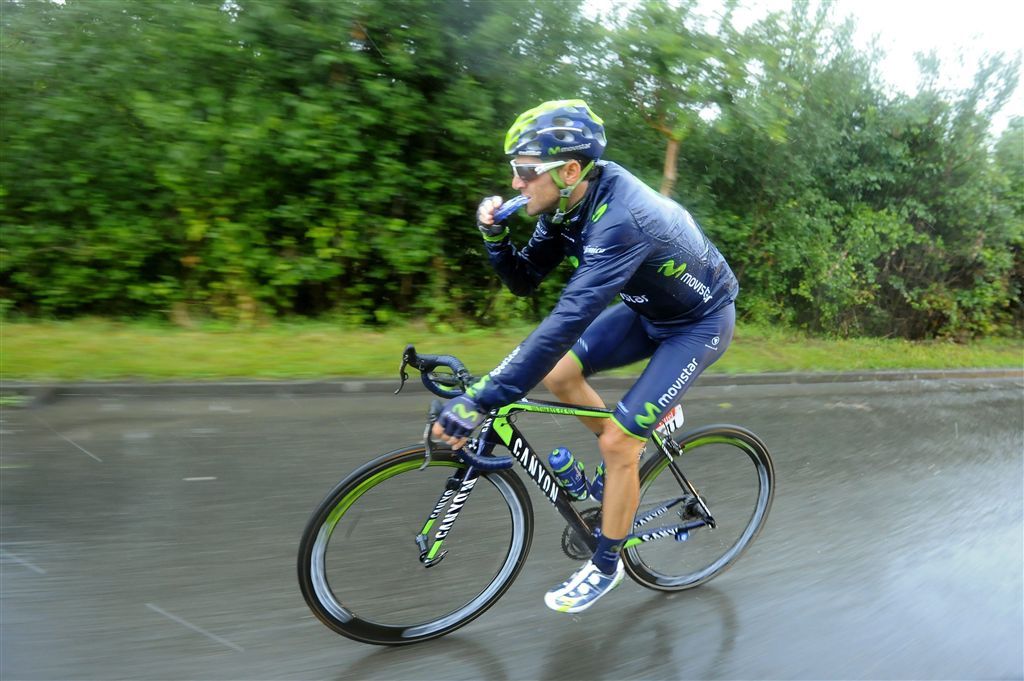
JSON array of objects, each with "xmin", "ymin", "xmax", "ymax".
[{"xmin": 432, "ymin": 99, "xmax": 739, "ymax": 613}]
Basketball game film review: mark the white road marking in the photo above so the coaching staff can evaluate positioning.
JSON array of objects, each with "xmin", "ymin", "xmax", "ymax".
[
  {"xmin": 1, "ymin": 549, "xmax": 47, "ymax": 574},
  {"xmin": 145, "ymin": 603, "xmax": 244, "ymax": 652},
  {"xmin": 32, "ymin": 415, "xmax": 103, "ymax": 462},
  {"xmin": 183, "ymin": 477, "xmax": 217, "ymax": 481}
]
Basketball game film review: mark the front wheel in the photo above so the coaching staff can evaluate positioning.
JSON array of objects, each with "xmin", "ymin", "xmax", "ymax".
[
  {"xmin": 623, "ymin": 425, "xmax": 774, "ymax": 591},
  {"xmin": 297, "ymin": 445, "xmax": 534, "ymax": 645}
]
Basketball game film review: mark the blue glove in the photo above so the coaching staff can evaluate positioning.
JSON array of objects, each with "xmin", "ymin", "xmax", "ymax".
[{"xmin": 436, "ymin": 394, "xmax": 486, "ymax": 440}]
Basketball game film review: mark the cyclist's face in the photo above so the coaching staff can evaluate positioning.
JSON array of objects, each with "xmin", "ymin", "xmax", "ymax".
[{"xmin": 510, "ymin": 156, "xmax": 575, "ymax": 216}]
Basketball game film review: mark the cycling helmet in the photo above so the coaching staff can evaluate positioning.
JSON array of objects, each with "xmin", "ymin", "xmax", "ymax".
[{"xmin": 504, "ymin": 99, "xmax": 606, "ymax": 160}]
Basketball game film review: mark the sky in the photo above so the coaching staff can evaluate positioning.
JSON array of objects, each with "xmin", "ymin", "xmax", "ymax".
[{"xmin": 593, "ymin": 0, "xmax": 1023, "ymax": 136}]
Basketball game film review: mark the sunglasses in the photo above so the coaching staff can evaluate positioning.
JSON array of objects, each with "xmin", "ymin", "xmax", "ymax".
[{"xmin": 510, "ymin": 159, "xmax": 568, "ymax": 183}]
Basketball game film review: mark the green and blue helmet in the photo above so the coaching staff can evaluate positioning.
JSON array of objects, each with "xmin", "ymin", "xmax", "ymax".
[{"xmin": 504, "ymin": 99, "xmax": 606, "ymax": 161}]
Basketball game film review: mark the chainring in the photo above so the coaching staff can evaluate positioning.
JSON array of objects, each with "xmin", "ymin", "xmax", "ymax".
[{"xmin": 560, "ymin": 507, "xmax": 602, "ymax": 560}]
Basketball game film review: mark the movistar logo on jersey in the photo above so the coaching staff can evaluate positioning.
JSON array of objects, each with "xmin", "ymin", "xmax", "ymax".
[
  {"xmin": 634, "ymin": 402, "xmax": 661, "ymax": 430},
  {"xmin": 568, "ymin": 255, "xmax": 579, "ymax": 268},
  {"xmin": 453, "ymin": 403, "xmax": 479, "ymax": 421},
  {"xmin": 657, "ymin": 259, "xmax": 713, "ymax": 303},
  {"xmin": 658, "ymin": 259, "xmax": 687, "ymax": 279},
  {"xmin": 592, "ymin": 203, "xmax": 609, "ymax": 222}
]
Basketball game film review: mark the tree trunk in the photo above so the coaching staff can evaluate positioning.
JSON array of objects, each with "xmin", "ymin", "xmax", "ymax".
[{"xmin": 659, "ymin": 136, "xmax": 680, "ymax": 196}]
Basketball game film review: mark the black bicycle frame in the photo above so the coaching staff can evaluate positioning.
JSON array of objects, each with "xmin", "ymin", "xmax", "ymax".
[{"xmin": 415, "ymin": 398, "xmax": 711, "ymax": 564}]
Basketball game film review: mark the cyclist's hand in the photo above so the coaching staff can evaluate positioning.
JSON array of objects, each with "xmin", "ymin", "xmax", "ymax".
[
  {"xmin": 477, "ymin": 196, "xmax": 506, "ymax": 238},
  {"xmin": 432, "ymin": 394, "xmax": 486, "ymax": 450}
]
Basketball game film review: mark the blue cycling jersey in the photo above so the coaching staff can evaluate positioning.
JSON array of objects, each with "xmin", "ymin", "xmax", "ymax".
[{"xmin": 469, "ymin": 161, "xmax": 739, "ymax": 412}]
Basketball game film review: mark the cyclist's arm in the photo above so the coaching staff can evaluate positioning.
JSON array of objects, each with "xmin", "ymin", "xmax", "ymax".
[
  {"xmin": 483, "ymin": 219, "xmax": 564, "ymax": 296},
  {"xmin": 470, "ymin": 220, "xmax": 652, "ymax": 410}
]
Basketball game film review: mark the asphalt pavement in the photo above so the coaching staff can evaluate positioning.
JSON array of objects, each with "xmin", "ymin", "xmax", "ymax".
[{"xmin": 1, "ymin": 374, "xmax": 1022, "ymax": 680}]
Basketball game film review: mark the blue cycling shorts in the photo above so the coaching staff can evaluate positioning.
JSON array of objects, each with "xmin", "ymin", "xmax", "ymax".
[{"xmin": 568, "ymin": 303, "xmax": 735, "ymax": 440}]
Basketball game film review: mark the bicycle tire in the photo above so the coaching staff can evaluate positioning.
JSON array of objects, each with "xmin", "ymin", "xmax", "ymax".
[
  {"xmin": 623, "ymin": 424, "xmax": 774, "ymax": 591},
  {"xmin": 297, "ymin": 445, "xmax": 534, "ymax": 646}
]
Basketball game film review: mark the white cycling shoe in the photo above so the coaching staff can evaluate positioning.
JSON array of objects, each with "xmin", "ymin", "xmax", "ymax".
[{"xmin": 544, "ymin": 560, "xmax": 625, "ymax": 613}]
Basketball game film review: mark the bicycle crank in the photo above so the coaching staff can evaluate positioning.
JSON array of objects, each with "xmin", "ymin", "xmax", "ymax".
[{"xmin": 560, "ymin": 507, "xmax": 602, "ymax": 561}]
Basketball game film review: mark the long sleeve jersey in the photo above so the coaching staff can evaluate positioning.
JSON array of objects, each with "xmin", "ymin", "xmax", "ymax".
[{"xmin": 469, "ymin": 161, "xmax": 739, "ymax": 411}]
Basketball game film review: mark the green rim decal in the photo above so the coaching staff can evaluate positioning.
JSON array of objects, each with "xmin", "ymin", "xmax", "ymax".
[
  {"xmin": 645, "ymin": 435, "xmax": 754, "ymax": 480},
  {"xmin": 324, "ymin": 459, "xmax": 460, "ymax": 536}
]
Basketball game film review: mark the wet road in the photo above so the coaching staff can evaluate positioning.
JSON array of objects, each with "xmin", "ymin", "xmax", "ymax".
[{"xmin": 2, "ymin": 377, "xmax": 1022, "ymax": 680}]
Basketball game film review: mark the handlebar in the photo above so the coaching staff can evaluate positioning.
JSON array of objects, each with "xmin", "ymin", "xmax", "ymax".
[
  {"xmin": 396, "ymin": 344, "xmax": 475, "ymax": 399},
  {"xmin": 397, "ymin": 345, "xmax": 514, "ymax": 471},
  {"xmin": 424, "ymin": 399, "xmax": 513, "ymax": 471}
]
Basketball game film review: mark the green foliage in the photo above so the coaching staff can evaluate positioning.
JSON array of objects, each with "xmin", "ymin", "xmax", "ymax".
[{"xmin": 1, "ymin": 0, "xmax": 1021, "ymax": 339}]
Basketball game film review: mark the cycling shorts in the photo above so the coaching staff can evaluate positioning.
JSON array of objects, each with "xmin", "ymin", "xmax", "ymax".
[{"xmin": 568, "ymin": 302, "xmax": 735, "ymax": 440}]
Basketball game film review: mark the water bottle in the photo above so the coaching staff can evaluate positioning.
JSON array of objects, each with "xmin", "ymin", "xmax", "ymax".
[
  {"xmin": 588, "ymin": 461, "xmax": 606, "ymax": 502},
  {"xmin": 548, "ymin": 447, "xmax": 589, "ymax": 500}
]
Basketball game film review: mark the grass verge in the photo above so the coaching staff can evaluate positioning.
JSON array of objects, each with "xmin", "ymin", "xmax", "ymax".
[{"xmin": 3, "ymin": 318, "xmax": 1021, "ymax": 382}]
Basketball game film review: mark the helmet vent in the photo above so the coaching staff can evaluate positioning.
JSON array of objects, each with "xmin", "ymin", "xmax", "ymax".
[{"xmin": 504, "ymin": 99, "xmax": 606, "ymax": 160}]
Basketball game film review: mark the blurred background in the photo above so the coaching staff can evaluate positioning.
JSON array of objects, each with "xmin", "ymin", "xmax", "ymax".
[
  {"xmin": 2, "ymin": 3, "xmax": 1022, "ymax": 679},
  {"xmin": 2, "ymin": 0, "xmax": 1022, "ymax": 341}
]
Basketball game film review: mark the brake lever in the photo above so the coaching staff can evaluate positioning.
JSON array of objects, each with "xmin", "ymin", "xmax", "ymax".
[
  {"xmin": 421, "ymin": 399, "xmax": 443, "ymax": 470},
  {"xmin": 395, "ymin": 344, "xmax": 417, "ymax": 394}
]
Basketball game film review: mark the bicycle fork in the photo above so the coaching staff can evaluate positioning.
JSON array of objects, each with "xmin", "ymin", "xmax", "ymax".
[{"xmin": 413, "ymin": 465, "xmax": 480, "ymax": 567}]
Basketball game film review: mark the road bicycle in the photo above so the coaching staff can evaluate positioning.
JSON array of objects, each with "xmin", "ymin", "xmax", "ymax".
[{"xmin": 297, "ymin": 346, "xmax": 774, "ymax": 646}]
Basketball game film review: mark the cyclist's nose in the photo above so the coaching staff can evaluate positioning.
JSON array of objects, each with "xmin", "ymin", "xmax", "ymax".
[{"xmin": 511, "ymin": 173, "xmax": 526, "ymax": 190}]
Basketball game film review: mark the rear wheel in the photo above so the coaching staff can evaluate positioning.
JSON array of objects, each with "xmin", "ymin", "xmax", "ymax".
[
  {"xmin": 623, "ymin": 425, "xmax": 774, "ymax": 591},
  {"xmin": 297, "ymin": 445, "xmax": 534, "ymax": 645}
]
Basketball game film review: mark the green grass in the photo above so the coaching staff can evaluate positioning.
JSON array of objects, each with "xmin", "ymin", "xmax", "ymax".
[{"xmin": 3, "ymin": 318, "xmax": 1021, "ymax": 382}]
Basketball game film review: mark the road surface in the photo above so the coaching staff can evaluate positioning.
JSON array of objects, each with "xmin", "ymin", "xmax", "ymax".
[{"xmin": 2, "ymin": 377, "xmax": 1021, "ymax": 679}]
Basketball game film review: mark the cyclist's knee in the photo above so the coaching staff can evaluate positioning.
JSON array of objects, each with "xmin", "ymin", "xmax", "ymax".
[
  {"xmin": 542, "ymin": 354, "xmax": 585, "ymax": 396},
  {"xmin": 598, "ymin": 426, "xmax": 645, "ymax": 468}
]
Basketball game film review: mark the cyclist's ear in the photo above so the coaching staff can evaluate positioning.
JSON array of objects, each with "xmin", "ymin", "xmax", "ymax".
[{"xmin": 560, "ymin": 159, "xmax": 583, "ymax": 183}]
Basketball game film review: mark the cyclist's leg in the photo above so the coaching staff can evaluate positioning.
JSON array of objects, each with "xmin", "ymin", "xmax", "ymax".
[
  {"xmin": 547, "ymin": 304, "xmax": 735, "ymax": 613},
  {"xmin": 601, "ymin": 303, "xmax": 736, "ymax": 553},
  {"xmin": 542, "ymin": 303, "xmax": 657, "ymax": 434},
  {"xmin": 610, "ymin": 303, "xmax": 736, "ymax": 441}
]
